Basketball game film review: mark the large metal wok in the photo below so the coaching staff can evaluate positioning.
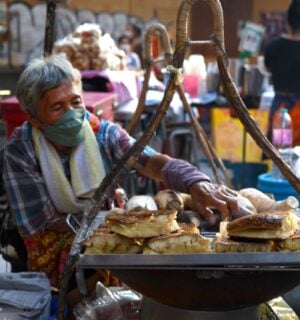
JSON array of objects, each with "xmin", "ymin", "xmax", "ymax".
[{"xmin": 79, "ymin": 252, "xmax": 300, "ymax": 311}]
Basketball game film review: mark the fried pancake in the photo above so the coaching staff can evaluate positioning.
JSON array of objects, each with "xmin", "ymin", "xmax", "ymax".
[
  {"xmin": 106, "ymin": 209, "xmax": 179, "ymax": 238},
  {"xmin": 143, "ymin": 223, "xmax": 212, "ymax": 254},
  {"xmin": 214, "ymin": 234, "xmax": 274, "ymax": 253},
  {"xmin": 275, "ymin": 230, "xmax": 300, "ymax": 251},
  {"xmin": 84, "ymin": 226, "xmax": 143, "ymax": 254},
  {"xmin": 227, "ymin": 210, "xmax": 298, "ymax": 240}
]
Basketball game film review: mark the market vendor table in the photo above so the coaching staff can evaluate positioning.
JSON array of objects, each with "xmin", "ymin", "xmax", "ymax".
[{"xmin": 0, "ymin": 91, "xmax": 117, "ymax": 138}]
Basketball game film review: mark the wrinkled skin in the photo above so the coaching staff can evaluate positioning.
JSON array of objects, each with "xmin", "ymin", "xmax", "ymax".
[
  {"xmin": 188, "ymin": 181, "xmax": 250, "ymax": 225},
  {"xmin": 140, "ymin": 154, "xmax": 248, "ymax": 224}
]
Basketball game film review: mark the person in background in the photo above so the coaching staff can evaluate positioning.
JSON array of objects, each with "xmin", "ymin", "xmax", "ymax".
[
  {"xmin": 264, "ymin": 0, "xmax": 300, "ymax": 146},
  {"xmin": 118, "ymin": 34, "xmax": 141, "ymax": 71},
  {"xmin": 0, "ymin": 55, "xmax": 244, "ymax": 317},
  {"xmin": 125, "ymin": 23, "xmax": 144, "ymax": 67}
]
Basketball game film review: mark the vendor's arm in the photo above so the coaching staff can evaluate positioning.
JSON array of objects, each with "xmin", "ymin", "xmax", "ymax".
[
  {"xmin": 139, "ymin": 155, "xmax": 239, "ymax": 222},
  {"xmin": 100, "ymin": 120, "xmax": 239, "ymax": 221}
]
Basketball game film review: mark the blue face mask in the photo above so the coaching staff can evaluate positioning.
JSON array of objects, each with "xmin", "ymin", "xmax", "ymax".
[{"xmin": 43, "ymin": 108, "xmax": 85, "ymax": 147}]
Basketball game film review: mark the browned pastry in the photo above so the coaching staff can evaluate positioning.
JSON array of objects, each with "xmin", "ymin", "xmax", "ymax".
[
  {"xmin": 106, "ymin": 209, "xmax": 179, "ymax": 238},
  {"xmin": 177, "ymin": 222, "xmax": 200, "ymax": 235},
  {"xmin": 275, "ymin": 230, "xmax": 300, "ymax": 251},
  {"xmin": 214, "ymin": 234, "xmax": 274, "ymax": 253},
  {"xmin": 84, "ymin": 226, "xmax": 143, "ymax": 254},
  {"xmin": 143, "ymin": 222, "xmax": 212, "ymax": 254},
  {"xmin": 226, "ymin": 210, "xmax": 298, "ymax": 240}
]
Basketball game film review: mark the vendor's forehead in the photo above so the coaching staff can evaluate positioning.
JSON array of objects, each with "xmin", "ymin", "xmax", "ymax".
[{"xmin": 41, "ymin": 82, "xmax": 81, "ymax": 99}]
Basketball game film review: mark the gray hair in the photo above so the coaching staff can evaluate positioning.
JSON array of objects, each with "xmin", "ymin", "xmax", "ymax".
[{"xmin": 16, "ymin": 55, "xmax": 82, "ymax": 116}]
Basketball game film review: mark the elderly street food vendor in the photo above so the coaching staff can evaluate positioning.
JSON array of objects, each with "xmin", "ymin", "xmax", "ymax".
[{"xmin": 0, "ymin": 54, "xmax": 244, "ymax": 314}]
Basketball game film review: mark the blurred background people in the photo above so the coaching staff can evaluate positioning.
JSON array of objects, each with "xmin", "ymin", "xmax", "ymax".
[
  {"xmin": 125, "ymin": 23, "xmax": 144, "ymax": 67},
  {"xmin": 264, "ymin": 0, "xmax": 300, "ymax": 146},
  {"xmin": 118, "ymin": 34, "xmax": 141, "ymax": 71}
]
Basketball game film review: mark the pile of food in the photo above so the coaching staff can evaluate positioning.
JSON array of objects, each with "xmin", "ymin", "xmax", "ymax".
[
  {"xmin": 84, "ymin": 208, "xmax": 212, "ymax": 255},
  {"xmin": 83, "ymin": 188, "xmax": 300, "ymax": 255},
  {"xmin": 215, "ymin": 188, "xmax": 300, "ymax": 253},
  {"xmin": 53, "ymin": 23, "xmax": 125, "ymax": 71}
]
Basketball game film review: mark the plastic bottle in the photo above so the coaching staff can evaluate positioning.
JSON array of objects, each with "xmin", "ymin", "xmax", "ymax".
[{"xmin": 271, "ymin": 107, "xmax": 293, "ymax": 180}]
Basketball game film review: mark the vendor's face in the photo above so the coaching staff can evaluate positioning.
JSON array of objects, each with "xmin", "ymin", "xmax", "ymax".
[{"xmin": 37, "ymin": 81, "xmax": 85, "ymax": 126}]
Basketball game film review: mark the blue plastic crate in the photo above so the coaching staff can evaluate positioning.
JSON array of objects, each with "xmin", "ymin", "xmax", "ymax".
[{"xmin": 257, "ymin": 173, "xmax": 300, "ymax": 201}]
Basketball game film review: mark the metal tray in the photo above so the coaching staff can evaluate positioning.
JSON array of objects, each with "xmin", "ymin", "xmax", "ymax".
[
  {"xmin": 78, "ymin": 252, "xmax": 300, "ymax": 311},
  {"xmin": 79, "ymin": 252, "xmax": 300, "ymax": 270}
]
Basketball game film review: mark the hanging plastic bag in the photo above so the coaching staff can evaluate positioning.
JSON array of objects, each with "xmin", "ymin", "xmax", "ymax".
[
  {"xmin": 74, "ymin": 281, "xmax": 123, "ymax": 320},
  {"xmin": 73, "ymin": 282, "xmax": 142, "ymax": 320}
]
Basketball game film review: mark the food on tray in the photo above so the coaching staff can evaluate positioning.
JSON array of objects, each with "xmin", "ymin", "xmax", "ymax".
[
  {"xmin": 154, "ymin": 189, "xmax": 185, "ymax": 211},
  {"xmin": 105, "ymin": 209, "xmax": 179, "ymax": 238},
  {"xmin": 275, "ymin": 230, "xmax": 300, "ymax": 251},
  {"xmin": 236, "ymin": 195, "xmax": 257, "ymax": 215},
  {"xmin": 125, "ymin": 195, "xmax": 158, "ymax": 213},
  {"xmin": 84, "ymin": 226, "xmax": 143, "ymax": 254},
  {"xmin": 155, "ymin": 190, "xmax": 256, "ymax": 220},
  {"xmin": 238, "ymin": 188, "xmax": 299, "ymax": 213},
  {"xmin": 214, "ymin": 234, "xmax": 274, "ymax": 253},
  {"xmin": 83, "ymin": 187, "xmax": 300, "ymax": 255},
  {"xmin": 154, "ymin": 190, "xmax": 195, "ymax": 210},
  {"xmin": 226, "ymin": 209, "xmax": 298, "ymax": 240},
  {"xmin": 143, "ymin": 223, "xmax": 212, "ymax": 254}
]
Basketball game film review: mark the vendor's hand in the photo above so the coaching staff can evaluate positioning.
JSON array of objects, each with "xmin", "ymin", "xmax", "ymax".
[{"xmin": 188, "ymin": 181, "xmax": 239, "ymax": 224}]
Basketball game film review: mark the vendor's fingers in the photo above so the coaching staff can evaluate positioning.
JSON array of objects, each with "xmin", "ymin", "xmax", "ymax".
[
  {"xmin": 197, "ymin": 206, "xmax": 221, "ymax": 226},
  {"xmin": 226, "ymin": 197, "xmax": 239, "ymax": 217},
  {"xmin": 193, "ymin": 201, "xmax": 214, "ymax": 221},
  {"xmin": 209, "ymin": 198, "xmax": 230, "ymax": 220},
  {"xmin": 207, "ymin": 190, "xmax": 239, "ymax": 219},
  {"xmin": 192, "ymin": 182, "xmax": 238, "ymax": 220},
  {"xmin": 220, "ymin": 186, "xmax": 238, "ymax": 197},
  {"xmin": 193, "ymin": 195, "xmax": 230, "ymax": 220},
  {"xmin": 214, "ymin": 185, "xmax": 238, "ymax": 199}
]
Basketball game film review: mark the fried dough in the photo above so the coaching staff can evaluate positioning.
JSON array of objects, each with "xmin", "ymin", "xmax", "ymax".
[
  {"xmin": 106, "ymin": 209, "xmax": 179, "ymax": 238},
  {"xmin": 227, "ymin": 210, "xmax": 298, "ymax": 240}
]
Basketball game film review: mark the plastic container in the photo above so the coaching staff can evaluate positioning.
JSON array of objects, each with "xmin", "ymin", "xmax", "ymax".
[
  {"xmin": 271, "ymin": 108, "xmax": 293, "ymax": 180},
  {"xmin": 257, "ymin": 173, "xmax": 300, "ymax": 201},
  {"xmin": 272, "ymin": 108, "xmax": 293, "ymax": 148}
]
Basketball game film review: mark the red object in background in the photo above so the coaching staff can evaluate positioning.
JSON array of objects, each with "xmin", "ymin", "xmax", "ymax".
[
  {"xmin": 0, "ymin": 92, "xmax": 118, "ymax": 138},
  {"xmin": 0, "ymin": 96, "xmax": 27, "ymax": 138},
  {"xmin": 182, "ymin": 74, "xmax": 199, "ymax": 98},
  {"xmin": 82, "ymin": 92, "xmax": 117, "ymax": 122},
  {"xmin": 152, "ymin": 34, "xmax": 163, "ymax": 79},
  {"xmin": 152, "ymin": 34, "xmax": 159, "ymax": 59}
]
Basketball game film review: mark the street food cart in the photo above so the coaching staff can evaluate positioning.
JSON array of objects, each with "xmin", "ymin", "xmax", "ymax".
[{"xmin": 59, "ymin": 1, "xmax": 300, "ymax": 319}]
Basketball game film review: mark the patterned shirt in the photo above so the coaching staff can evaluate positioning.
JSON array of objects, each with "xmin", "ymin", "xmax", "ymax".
[{"xmin": 1, "ymin": 119, "xmax": 156, "ymax": 238}]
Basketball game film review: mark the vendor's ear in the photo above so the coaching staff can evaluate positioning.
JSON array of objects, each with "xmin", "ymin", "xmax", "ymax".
[{"xmin": 25, "ymin": 112, "xmax": 45, "ymax": 130}]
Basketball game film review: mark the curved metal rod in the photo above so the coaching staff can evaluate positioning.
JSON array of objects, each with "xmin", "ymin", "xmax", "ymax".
[
  {"xmin": 174, "ymin": 0, "xmax": 225, "ymax": 68},
  {"xmin": 177, "ymin": 0, "xmax": 300, "ymax": 194},
  {"xmin": 57, "ymin": 1, "xmax": 251, "ymax": 317},
  {"xmin": 171, "ymin": 0, "xmax": 233, "ymax": 186},
  {"xmin": 127, "ymin": 23, "xmax": 173, "ymax": 134},
  {"xmin": 129, "ymin": 21, "xmax": 232, "ymax": 186}
]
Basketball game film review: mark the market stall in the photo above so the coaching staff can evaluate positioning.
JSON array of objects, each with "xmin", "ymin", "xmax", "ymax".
[
  {"xmin": 1, "ymin": 0, "xmax": 300, "ymax": 319},
  {"xmin": 57, "ymin": 0, "xmax": 300, "ymax": 320}
]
